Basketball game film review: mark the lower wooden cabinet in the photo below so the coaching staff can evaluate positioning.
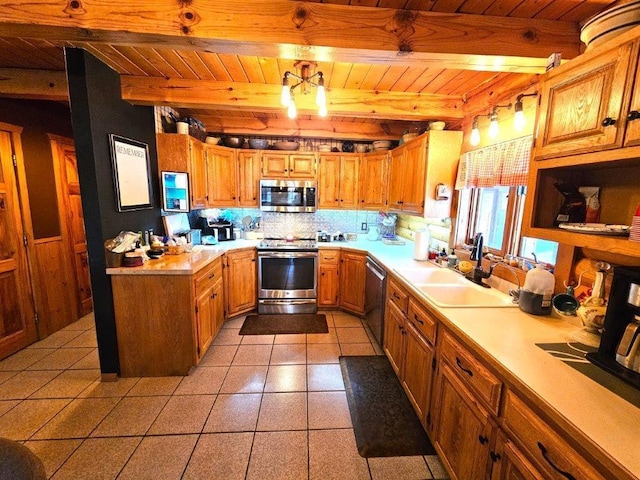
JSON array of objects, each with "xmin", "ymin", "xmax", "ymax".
[
  {"xmin": 318, "ymin": 249, "xmax": 340, "ymax": 307},
  {"xmin": 383, "ymin": 300, "xmax": 405, "ymax": 375},
  {"xmin": 402, "ymin": 320, "xmax": 434, "ymax": 423},
  {"xmin": 195, "ymin": 275, "xmax": 223, "ymax": 359},
  {"xmin": 339, "ymin": 251, "xmax": 366, "ymax": 314},
  {"xmin": 224, "ymin": 249, "xmax": 257, "ymax": 317},
  {"xmin": 491, "ymin": 432, "xmax": 545, "ymax": 480},
  {"xmin": 432, "ymin": 361, "xmax": 495, "ymax": 480}
]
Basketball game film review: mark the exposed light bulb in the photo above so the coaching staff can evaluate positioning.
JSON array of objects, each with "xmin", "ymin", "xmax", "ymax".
[
  {"xmin": 514, "ymin": 100, "xmax": 526, "ymax": 131},
  {"xmin": 281, "ymin": 85, "xmax": 291, "ymax": 107},
  {"xmin": 470, "ymin": 117, "xmax": 481, "ymax": 146},
  {"xmin": 488, "ymin": 113, "xmax": 500, "ymax": 138},
  {"xmin": 287, "ymin": 98, "xmax": 297, "ymax": 119},
  {"xmin": 318, "ymin": 103, "xmax": 327, "ymax": 117},
  {"xmin": 316, "ymin": 85, "xmax": 326, "ymax": 108}
]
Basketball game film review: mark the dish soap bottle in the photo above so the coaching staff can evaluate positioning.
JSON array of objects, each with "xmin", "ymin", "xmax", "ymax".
[{"xmin": 519, "ymin": 264, "xmax": 555, "ymax": 315}]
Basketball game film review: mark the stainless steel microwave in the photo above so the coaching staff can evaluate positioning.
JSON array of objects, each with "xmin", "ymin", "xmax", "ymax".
[{"xmin": 260, "ymin": 179, "xmax": 317, "ymax": 212}]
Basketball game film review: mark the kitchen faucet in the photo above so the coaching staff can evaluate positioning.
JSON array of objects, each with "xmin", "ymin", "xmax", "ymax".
[{"xmin": 467, "ymin": 233, "xmax": 495, "ymax": 288}]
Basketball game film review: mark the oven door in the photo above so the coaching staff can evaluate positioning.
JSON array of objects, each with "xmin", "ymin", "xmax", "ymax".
[{"xmin": 258, "ymin": 250, "xmax": 318, "ymax": 300}]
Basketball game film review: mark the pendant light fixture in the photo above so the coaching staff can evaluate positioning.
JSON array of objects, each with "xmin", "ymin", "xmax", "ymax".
[
  {"xmin": 280, "ymin": 61, "xmax": 327, "ymax": 119},
  {"xmin": 513, "ymin": 92, "xmax": 538, "ymax": 131},
  {"xmin": 469, "ymin": 103, "xmax": 512, "ymax": 146}
]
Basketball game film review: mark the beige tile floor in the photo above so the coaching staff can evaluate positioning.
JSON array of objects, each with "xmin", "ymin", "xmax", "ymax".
[{"xmin": 0, "ymin": 311, "xmax": 449, "ymax": 480}]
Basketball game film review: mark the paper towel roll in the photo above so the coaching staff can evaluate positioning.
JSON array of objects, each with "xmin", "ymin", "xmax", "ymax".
[{"xmin": 414, "ymin": 230, "xmax": 430, "ymax": 261}]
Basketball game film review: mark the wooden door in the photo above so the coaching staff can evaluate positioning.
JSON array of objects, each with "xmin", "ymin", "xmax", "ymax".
[
  {"xmin": 195, "ymin": 286, "xmax": 215, "ymax": 359},
  {"xmin": 206, "ymin": 145, "xmax": 237, "ymax": 207},
  {"xmin": 338, "ymin": 251, "xmax": 366, "ymax": 315},
  {"xmin": 51, "ymin": 136, "xmax": 92, "ymax": 317},
  {"xmin": 189, "ymin": 139, "xmax": 208, "ymax": 208},
  {"xmin": 338, "ymin": 155, "xmax": 359, "ymax": 208},
  {"xmin": 434, "ymin": 362, "xmax": 494, "ymax": 480},
  {"xmin": 624, "ymin": 53, "xmax": 640, "ymax": 147},
  {"xmin": 491, "ymin": 432, "xmax": 544, "ymax": 480},
  {"xmin": 387, "ymin": 146, "xmax": 405, "ymax": 211},
  {"xmin": 401, "ymin": 139, "xmax": 426, "ymax": 215},
  {"xmin": 317, "ymin": 154, "xmax": 340, "ymax": 208},
  {"xmin": 359, "ymin": 152, "xmax": 388, "ymax": 210},
  {"xmin": 534, "ymin": 41, "xmax": 635, "ymax": 160},
  {"xmin": 237, "ymin": 151, "xmax": 261, "ymax": 207},
  {"xmin": 0, "ymin": 128, "xmax": 37, "ymax": 360},
  {"xmin": 402, "ymin": 320, "xmax": 434, "ymax": 424},
  {"xmin": 212, "ymin": 277, "xmax": 225, "ymax": 336},
  {"xmin": 225, "ymin": 249, "xmax": 257, "ymax": 317},
  {"xmin": 383, "ymin": 301, "xmax": 405, "ymax": 376},
  {"xmin": 261, "ymin": 152, "xmax": 289, "ymax": 177},
  {"xmin": 289, "ymin": 153, "xmax": 317, "ymax": 177}
]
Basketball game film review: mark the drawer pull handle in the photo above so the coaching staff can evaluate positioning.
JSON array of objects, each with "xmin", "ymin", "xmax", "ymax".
[
  {"xmin": 208, "ymin": 273, "xmax": 215, "ymax": 279},
  {"xmin": 413, "ymin": 314, "xmax": 424, "ymax": 325},
  {"xmin": 537, "ymin": 442, "xmax": 576, "ymax": 480},
  {"xmin": 393, "ymin": 293, "xmax": 401, "ymax": 299},
  {"xmin": 478, "ymin": 435, "xmax": 489, "ymax": 445},
  {"xmin": 601, "ymin": 117, "xmax": 616, "ymax": 127},
  {"xmin": 455, "ymin": 357, "xmax": 473, "ymax": 377},
  {"xmin": 490, "ymin": 451, "xmax": 501, "ymax": 462},
  {"xmin": 627, "ymin": 110, "xmax": 640, "ymax": 121}
]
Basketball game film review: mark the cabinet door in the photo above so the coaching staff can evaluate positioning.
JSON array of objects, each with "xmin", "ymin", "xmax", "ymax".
[
  {"xmin": 318, "ymin": 155, "xmax": 340, "ymax": 208},
  {"xmin": 339, "ymin": 251, "xmax": 366, "ymax": 315},
  {"xmin": 402, "ymin": 320, "xmax": 434, "ymax": 424},
  {"xmin": 189, "ymin": 139, "xmax": 208, "ymax": 209},
  {"xmin": 262, "ymin": 152, "xmax": 289, "ymax": 177},
  {"xmin": 401, "ymin": 139, "xmax": 426, "ymax": 215},
  {"xmin": 206, "ymin": 146, "xmax": 237, "ymax": 207},
  {"xmin": 491, "ymin": 432, "xmax": 544, "ymax": 480},
  {"xmin": 211, "ymin": 278, "xmax": 225, "ymax": 338},
  {"xmin": 534, "ymin": 42, "xmax": 635, "ymax": 160},
  {"xmin": 359, "ymin": 151, "xmax": 388, "ymax": 210},
  {"xmin": 383, "ymin": 301, "xmax": 405, "ymax": 376},
  {"xmin": 434, "ymin": 362, "xmax": 494, "ymax": 480},
  {"xmin": 289, "ymin": 153, "xmax": 317, "ymax": 177},
  {"xmin": 624, "ymin": 55, "xmax": 640, "ymax": 148},
  {"xmin": 318, "ymin": 264, "xmax": 339, "ymax": 307},
  {"xmin": 225, "ymin": 249, "xmax": 257, "ymax": 317},
  {"xmin": 339, "ymin": 155, "xmax": 359, "ymax": 208},
  {"xmin": 195, "ymin": 286, "xmax": 215, "ymax": 359},
  {"xmin": 387, "ymin": 146, "xmax": 405, "ymax": 211},
  {"xmin": 237, "ymin": 151, "xmax": 261, "ymax": 207}
]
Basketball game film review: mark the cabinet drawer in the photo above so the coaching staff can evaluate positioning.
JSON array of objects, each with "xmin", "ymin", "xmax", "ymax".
[
  {"xmin": 319, "ymin": 250, "xmax": 340, "ymax": 265},
  {"xmin": 195, "ymin": 257, "xmax": 223, "ymax": 296},
  {"xmin": 407, "ymin": 298, "xmax": 436, "ymax": 344},
  {"xmin": 440, "ymin": 330, "xmax": 502, "ymax": 414},
  {"xmin": 387, "ymin": 278, "xmax": 409, "ymax": 313},
  {"xmin": 503, "ymin": 390, "xmax": 606, "ymax": 480}
]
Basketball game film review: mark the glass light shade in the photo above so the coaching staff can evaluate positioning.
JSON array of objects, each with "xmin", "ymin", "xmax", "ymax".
[
  {"xmin": 316, "ymin": 85, "xmax": 326, "ymax": 108},
  {"xmin": 470, "ymin": 127, "xmax": 481, "ymax": 146},
  {"xmin": 281, "ymin": 85, "xmax": 291, "ymax": 107},
  {"xmin": 287, "ymin": 99, "xmax": 297, "ymax": 119},
  {"xmin": 488, "ymin": 118, "xmax": 500, "ymax": 138},
  {"xmin": 318, "ymin": 103, "xmax": 327, "ymax": 117},
  {"xmin": 514, "ymin": 102, "xmax": 526, "ymax": 131}
]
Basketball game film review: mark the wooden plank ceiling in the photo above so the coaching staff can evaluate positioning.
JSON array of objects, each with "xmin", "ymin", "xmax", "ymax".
[{"xmin": 0, "ymin": 0, "xmax": 619, "ymax": 140}]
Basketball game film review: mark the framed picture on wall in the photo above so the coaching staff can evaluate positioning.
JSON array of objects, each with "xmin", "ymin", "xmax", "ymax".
[
  {"xmin": 109, "ymin": 134, "xmax": 153, "ymax": 211},
  {"xmin": 161, "ymin": 171, "xmax": 190, "ymax": 212}
]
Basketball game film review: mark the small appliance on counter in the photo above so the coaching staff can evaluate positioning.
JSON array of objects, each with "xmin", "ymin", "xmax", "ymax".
[
  {"xmin": 586, "ymin": 266, "xmax": 640, "ymax": 389},
  {"xmin": 201, "ymin": 218, "xmax": 235, "ymax": 242}
]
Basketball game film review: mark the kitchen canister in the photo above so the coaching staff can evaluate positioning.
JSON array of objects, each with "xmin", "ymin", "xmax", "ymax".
[
  {"xmin": 413, "ymin": 230, "xmax": 430, "ymax": 261},
  {"xmin": 519, "ymin": 264, "xmax": 555, "ymax": 315}
]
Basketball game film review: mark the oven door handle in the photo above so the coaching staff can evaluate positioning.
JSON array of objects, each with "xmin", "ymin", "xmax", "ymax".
[{"xmin": 259, "ymin": 252, "xmax": 318, "ymax": 259}]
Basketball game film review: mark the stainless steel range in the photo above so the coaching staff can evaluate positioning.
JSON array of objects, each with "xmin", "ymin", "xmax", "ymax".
[{"xmin": 257, "ymin": 238, "xmax": 318, "ymax": 314}]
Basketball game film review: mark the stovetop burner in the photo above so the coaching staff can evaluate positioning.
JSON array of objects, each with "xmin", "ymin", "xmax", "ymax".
[{"xmin": 258, "ymin": 237, "xmax": 317, "ymax": 250}]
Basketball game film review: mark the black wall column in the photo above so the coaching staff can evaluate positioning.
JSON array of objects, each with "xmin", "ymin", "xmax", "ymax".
[{"xmin": 65, "ymin": 48, "xmax": 162, "ymax": 376}]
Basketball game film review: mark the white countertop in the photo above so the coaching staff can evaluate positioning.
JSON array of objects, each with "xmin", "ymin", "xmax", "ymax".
[{"xmin": 106, "ymin": 235, "xmax": 639, "ymax": 476}]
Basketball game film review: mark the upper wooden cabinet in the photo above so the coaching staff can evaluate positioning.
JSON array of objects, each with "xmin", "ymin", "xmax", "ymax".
[
  {"xmin": 261, "ymin": 152, "xmax": 317, "ymax": 178},
  {"xmin": 359, "ymin": 151, "xmax": 388, "ymax": 210},
  {"xmin": 237, "ymin": 150, "xmax": 261, "ymax": 207},
  {"xmin": 156, "ymin": 133, "xmax": 208, "ymax": 209},
  {"xmin": 534, "ymin": 40, "xmax": 638, "ymax": 160},
  {"xmin": 387, "ymin": 131, "xmax": 462, "ymax": 217},
  {"xmin": 205, "ymin": 144, "xmax": 237, "ymax": 207},
  {"xmin": 317, "ymin": 153, "xmax": 359, "ymax": 209}
]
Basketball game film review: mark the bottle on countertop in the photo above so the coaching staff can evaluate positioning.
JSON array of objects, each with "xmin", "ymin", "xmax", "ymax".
[{"xmin": 447, "ymin": 249, "xmax": 458, "ymax": 268}]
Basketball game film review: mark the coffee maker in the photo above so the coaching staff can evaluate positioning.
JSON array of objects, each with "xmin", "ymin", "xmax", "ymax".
[{"xmin": 586, "ymin": 266, "xmax": 640, "ymax": 388}]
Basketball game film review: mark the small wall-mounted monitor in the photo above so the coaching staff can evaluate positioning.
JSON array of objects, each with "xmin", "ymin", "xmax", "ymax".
[{"xmin": 161, "ymin": 171, "xmax": 190, "ymax": 212}]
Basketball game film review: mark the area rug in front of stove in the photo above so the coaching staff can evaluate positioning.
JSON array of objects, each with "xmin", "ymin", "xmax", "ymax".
[
  {"xmin": 340, "ymin": 355, "xmax": 436, "ymax": 457},
  {"xmin": 239, "ymin": 314, "xmax": 328, "ymax": 335}
]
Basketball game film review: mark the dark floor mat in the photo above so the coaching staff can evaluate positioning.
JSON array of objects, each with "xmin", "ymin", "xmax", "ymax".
[
  {"xmin": 340, "ymin": 355, "xmax": 436, "ymax": 458},
  {"xmin": 239, "ymin": 314, "xmax": 328, "ymax": 335}
]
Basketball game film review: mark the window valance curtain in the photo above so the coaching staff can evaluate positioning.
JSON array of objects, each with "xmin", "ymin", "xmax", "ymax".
[{"xmin": 455, "ymin": 135, "xmax": 533, "ymax": 189}]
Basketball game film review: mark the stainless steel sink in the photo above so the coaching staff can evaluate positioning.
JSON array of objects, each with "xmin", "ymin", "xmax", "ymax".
[{"xmin": 415, "ymin": 283, "xmax": 518, "ymax": 308}]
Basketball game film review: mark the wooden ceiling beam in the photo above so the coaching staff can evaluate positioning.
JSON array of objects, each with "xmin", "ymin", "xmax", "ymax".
[
  {"xmin": 0, "ymin": 68, "xmax": 68, "ymax": 101},
  {"xmin": 0, "ymin": 1, "xmax": 581, "ymax": 74},
  {"xmin": 196, "ymin": 114, "xmax": 409, "ymax": 140},
  {"xmin": 121, "ymin": 76, "xmax": 464, "ymax": 121}
]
